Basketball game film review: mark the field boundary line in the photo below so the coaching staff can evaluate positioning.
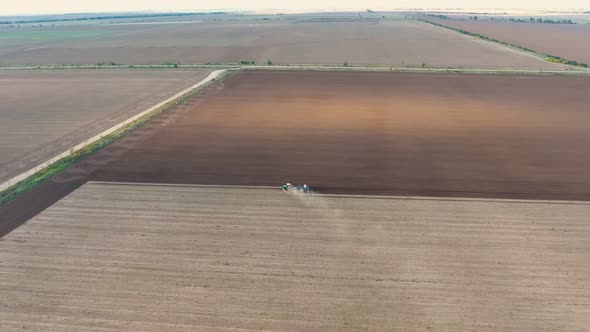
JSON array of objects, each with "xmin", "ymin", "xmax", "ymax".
[
  {"xmin": 0, "ymin": 63, "xmax": 588, "ymax": 76},
  {"xmin": 88, "ymin": 181, "xmax": 279, "ymax": 190},
  {"xmin": 87, "ymin": 181, "xmax": 590, "ymax": 205},
  {"xmin": 0, "ymin": 69, "xmax": 226, "ymax": 193},
  {"xmin": 243, "ymin": 65, "xmax": 590, "ymax": 76}
]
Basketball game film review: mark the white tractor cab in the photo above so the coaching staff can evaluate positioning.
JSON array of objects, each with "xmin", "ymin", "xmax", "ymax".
[{"xmin": 281, "ymin": 183, "xmax": 312, "ymax": 193}]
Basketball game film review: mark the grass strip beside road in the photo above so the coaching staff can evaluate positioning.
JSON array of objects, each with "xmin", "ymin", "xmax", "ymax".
[
  {"xmin": 244, "ymin": 65, "xmax": 589, "ymax": 75},
  {"xmin": 417, "ymin": 18, "xmax": 589, "ymax": 69},
  {"xmin": 0, "ymin": 71, "xmax": 229, "ymax": 206}
]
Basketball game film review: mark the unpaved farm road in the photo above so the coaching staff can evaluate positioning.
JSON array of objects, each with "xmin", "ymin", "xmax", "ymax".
[{"xmin": 1, "ymin": 63, "xmax": 589, "ymax": 75}]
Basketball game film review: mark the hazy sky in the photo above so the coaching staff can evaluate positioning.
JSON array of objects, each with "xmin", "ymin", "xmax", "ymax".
[{"xmin": 1, "ymin": 0, "xmax": 589, "ymax": 15}]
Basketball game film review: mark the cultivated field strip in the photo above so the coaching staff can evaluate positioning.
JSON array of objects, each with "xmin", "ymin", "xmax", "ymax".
[
  {"xmin": 91, "ymin": 70, "xmax": 590, "ymax": 201},
  {"xmin": 0, "ymin": 19, "xmax": 568, "ymax": 70},
  {"xmin": 0, "ymin": 182, "xmax": 588, "ymax": 330},
  {"xmin": 0, "ymin": 69, "xmax": 211, "ymax": 185}
]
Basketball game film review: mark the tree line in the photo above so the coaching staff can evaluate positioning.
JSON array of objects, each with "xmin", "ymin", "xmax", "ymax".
[{"xmin": 468, "ymin": 16, "xmax": 575, "ymax": 24}]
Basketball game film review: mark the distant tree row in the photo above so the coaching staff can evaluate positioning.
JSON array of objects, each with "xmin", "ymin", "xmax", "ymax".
[
  {"xmin": 424, "ymin": 14, "xmax": 449, "ymax": 19},
  {"xmin": 6, "ymin": 24, "xmax": 55, "ymax": 28},
  {"xmin": 467, "ymin": 16, "xmax": 575, "ymax": 24},
  {"xmin": 0, "ymin": 12, "xmax": 223, "ymax": 25},
  {"xmin": 508, "ymin": 17, "xmax": 574, "ymax": 24},
  {"xmin": 240, "ymin": 60, "xmax": 273, "ymax": 65}
]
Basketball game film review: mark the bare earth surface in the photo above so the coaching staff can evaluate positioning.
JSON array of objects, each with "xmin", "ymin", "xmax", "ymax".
[
  {"xmin": 422, "ymin": 17, "xmax": 590, "ymax": 65},
  {"xmin": 0, "ymin": 182, "xmax": 588, "ymax": 331},
  {"xmin": 2, "ymin": 70, "xmax": 590, "ymax": 237},
  {"xmin": 0, "ymin": 68, "xmax": 210, "ymax": 184},
  {"xmin": 92, "ymin": 70, "xmax": 590, "ymax": 201},
  {"xmin": 0, "ymin": 20, "xmax": 566, "ymax": 69}
]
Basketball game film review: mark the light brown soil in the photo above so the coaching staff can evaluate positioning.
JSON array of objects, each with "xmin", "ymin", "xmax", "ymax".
[
  {"xmin": 423, "ymin": 17, "xmax": 590, "ymax": 65},
  {"xmin": 0, "ymin": 69, "xmax": 210, "ymax": 184},
  {"xmin": 0, "ymin": 20, "xmax": 567, "ymax": 69},
  {"xmin": 1, "ymin": 182, "xmax": 589, "ymax": 331}
]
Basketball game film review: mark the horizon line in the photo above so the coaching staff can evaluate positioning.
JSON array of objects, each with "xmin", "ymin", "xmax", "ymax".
[{"xmin": 2, "ymin": 7, "xmax": 589, "ymax": 17}]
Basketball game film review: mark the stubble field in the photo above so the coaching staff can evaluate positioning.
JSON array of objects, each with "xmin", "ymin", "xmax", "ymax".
[
  {"xmin": 0, "ymin": 68, "xmax": 211, "ymax": 184},
  {"xmin": 0, "ymin": 19, "xmax": 567, "ymax": 69},
  {"xmin": 0, "ymin": 182, "xmax": 588, "ymax": 330},
  {"xmin": 421, "ymin": 17, "xmax": 590, "ymax": 65}
]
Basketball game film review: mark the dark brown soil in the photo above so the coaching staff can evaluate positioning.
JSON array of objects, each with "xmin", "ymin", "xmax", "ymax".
[{"xmin": 91, "ymin": 70, "xmax": 590, "ymax": 200}]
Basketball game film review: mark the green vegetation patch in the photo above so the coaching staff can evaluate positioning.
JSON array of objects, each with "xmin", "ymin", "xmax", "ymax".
[{"xmin": 0, "ymin": 30, "xmax": 111, "ymax": 45}]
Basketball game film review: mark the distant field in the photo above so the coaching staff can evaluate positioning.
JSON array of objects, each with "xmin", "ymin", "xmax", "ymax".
[
  {"xmin": 421, "ymin": 17, "xmax": 590, "ymax": 66},
  {"xmin": 0, "ymin": 19, "xmax": 566, "ymax": 69},
  {"xmin": 1, "ymin": 182, "xmax": 588, "ymax": 330},
  {"xmin": 0, "ymin": 30, "xmax": 112, "ymax": 46},
  {"xmin": 0, "ymin": 69, "xmax": 210, "ymax": 185}
]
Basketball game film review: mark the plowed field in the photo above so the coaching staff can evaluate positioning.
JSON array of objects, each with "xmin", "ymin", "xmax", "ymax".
[
  {"xmin": 92, "ymin": 70, "xmax": 590, "ymax": 200},
  {"xmin": 2, "ymin": 70, "xmax": 590, "ymax": 237},
  {"xmin": 1, "ymin": 182, "xmax": 588, "ymax": 330},
  {"xmin": 0, "ymin": 69, "xmax": 211, "ymax": 184},
  {"xmin": 0, "ymin": 20, "xmax": 567, "ymax": 69}
]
